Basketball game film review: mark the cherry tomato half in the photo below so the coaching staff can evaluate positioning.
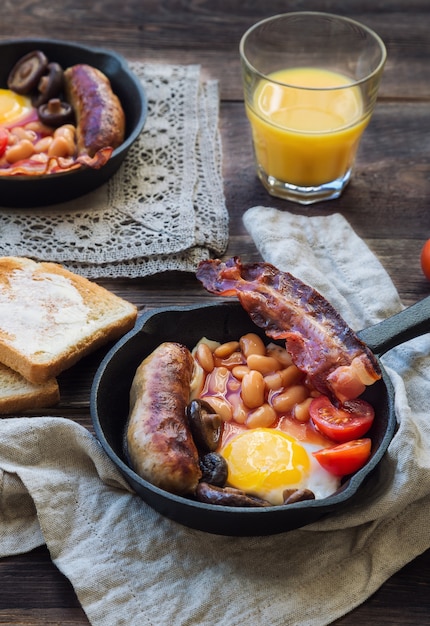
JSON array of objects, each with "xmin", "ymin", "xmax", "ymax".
[
  {"xmin": 313, "ymin": 438, "xmax": 372, "ymax": 477},
  {"xmin": 309, "ymin": 395, "xmax": 375, "ymax": 443},
  {"xmin": 420, "ymin": 239, "xmax": 430, "ymax": 280},
  {"xmin": 0, "ymin": 128, "xmax": 8, "ymax": 158}
]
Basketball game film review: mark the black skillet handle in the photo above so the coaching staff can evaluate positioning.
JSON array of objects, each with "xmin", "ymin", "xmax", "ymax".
[{"xmin": 357, "ymin": 295, "xmax": 430, "ymax": 357}]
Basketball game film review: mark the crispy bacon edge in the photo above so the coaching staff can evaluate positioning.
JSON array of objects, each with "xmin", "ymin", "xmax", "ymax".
[
  {"xmin": 196, "ymin": 257, "xmax": 381, "ymax": 403},
  {"xmin": 0, "ymin": 146, "xmax": 114, "ymax": 177}
]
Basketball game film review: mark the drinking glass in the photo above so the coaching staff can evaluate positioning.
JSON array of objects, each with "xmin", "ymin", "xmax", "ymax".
[{"xmin": 240, "ymin": 12, "xmax": 386, "ymax": 204}]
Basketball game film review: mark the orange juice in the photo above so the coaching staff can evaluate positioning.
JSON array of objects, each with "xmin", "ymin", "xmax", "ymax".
[{"xmin": 246, "ymin": 67, "xmax": 369, "ymax": 187}]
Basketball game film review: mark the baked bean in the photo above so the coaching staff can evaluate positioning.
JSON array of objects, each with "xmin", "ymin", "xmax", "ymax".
[
  {"xmin": 190, "ymin": 363, "xmax": 205, "ymax": 400},
  {"xmin": 264, "ymin": 371, "xmax": 284, "ymax": 391},
  {"xmin": 228, "ymin": 377, "xmax": 241, "ymax": 393},
  {"xmin": 34, "ymin": 136, "xmax": 53, "ymax": 153},
  {"xmin": 54, "ymin": 125, "xmax": 76, "ymax": 152},
  {"xmin": 214, "ymin": 341, "xmax": 240, "ymax": 358},
  {"xmin": 271, "ymin": 385, "xmax": 309, "ymax": 413},
  {"xmin": 30, "ymin": 152, "xmax": 49, "ymax": 164},
  {"xmin": 25, "ymin": 120, "xmax": 56, "ymax": 134},
  {"xmin": 247, "ymin": 353, "xmax": 280, "ymax": 375},
  {"xmin": 240, "ymin": 333, "xmax": 266, "ymax": 357},
  {"xmin": 196, "ymin": 342, "xmax": 214, "ymax": 372},
  {"xmin": 246, "ymin": 403, "xmax": 277, "ymax": 429},
  {"xmin": 241, "ymin": 370, "xmax": 265, "ymax": 408},
  {"xmin": 5, "ymin": 139, "xmax": 35, "ymax": 164},
  {"xmin": 212, "ymin": 366, "xmax": 230, "ymax": 394},
  {"xmin": 293, "ymin": 397, "xmax": 314, "ymax": 422},
  {"xmin": 230, "ymin": 397, "xmax": 248, "ymax": 424},
  {"xmin": 279, "ymin": 364, "xmax": 304, "ymax": 388},
  {"xmin": 214, "ymin": 350, "xmax": 245, "ymax": 369},
  {"xmin": 203, "ymin": 396, "xmax": 232, "ymax": 422},
  {"xmin": 48, "ymin": 135, "xmax": 73, "ymax": 158},
  {"xmin": 266, "ymin": 343, "xmax": 293, "ymax": 367},
  {"xmin": 55, "ymin": 124, "xmax": 75, "ymax": 139},
  {"xmin": 233, "ymin": 407, "xmax": 248, "ymax": 424},
  {"xmin": 231, "ymin": 364, "xmax": 250, "ymax": 380},
  {"xmin": 11, "ymin": 126, "xmax": 37, "ymax": 143}
]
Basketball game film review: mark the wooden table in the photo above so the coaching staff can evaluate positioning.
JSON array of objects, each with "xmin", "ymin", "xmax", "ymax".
[{"xmin": 1, "ymin": 1, "xmax": 430, "ymax": 624}]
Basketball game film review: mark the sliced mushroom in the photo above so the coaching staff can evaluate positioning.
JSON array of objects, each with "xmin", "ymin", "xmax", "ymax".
[
  {"xmin": 34, "ymin": 62, "xmax": 64, "ymax": 106},
  {"xmin": 196, "ymin": 482, "xmax": 272, "ymax": 507},
  {"xmin": 283, "ymin": 488, "xmax": 315, "ymax": 505},
  {"xmin": 186, "ymin": 399, "xmax": 224, "ymax": 453},
  {"xmin": 7, "ymin": 50, "xmax": 48, "ymax": 94},
  {"xmin": 199, "ymin": 452, "xmax": 228, "ymax": 486},
  {"xmin": 38, "ymin": 98, "xmax": 74, "ymax": 127}
]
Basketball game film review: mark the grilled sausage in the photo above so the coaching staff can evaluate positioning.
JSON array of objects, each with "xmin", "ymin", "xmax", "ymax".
[
  {"xmin": 125, "ymin": 342, "xmax": 202, "ymax": 496},
  {"xmin": 64, "ymin": 64, "xmax": 125, "ymax": 157}
]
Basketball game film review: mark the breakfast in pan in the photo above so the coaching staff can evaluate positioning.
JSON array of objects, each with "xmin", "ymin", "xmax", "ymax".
[
  {"xmin": 0, "ymin": 49, "xmax": 125, "ymax": 176},
  {"xmin": 90, "ymin": 257, "xmax": 430, "ymax": 534},
  {"xmin": 0, "ymin": 39, "xmax": 147, "ymax": 206}
]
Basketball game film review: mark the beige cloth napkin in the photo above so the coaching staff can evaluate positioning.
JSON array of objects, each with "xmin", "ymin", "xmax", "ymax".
[
  {"xmin": 1, "ymin": 207, "xmax": 430, "ymax": 626},
  {"xmin": 0, "ymin": 63, "xmax": 228, "ymax": 278}
]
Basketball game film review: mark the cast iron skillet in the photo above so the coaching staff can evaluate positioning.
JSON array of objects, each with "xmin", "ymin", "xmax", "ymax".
[
  {"xmin": 0, "ymin": 38, "xmax": 147, "ymax": 207},
  {"xmin": 91, "ymin": 297, "xmax": 430, "ymax": 536}
]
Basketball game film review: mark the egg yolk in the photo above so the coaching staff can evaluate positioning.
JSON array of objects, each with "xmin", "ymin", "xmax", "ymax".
[
  {"xmin": 221, "ymin": 428, "xmax": 311, "ymax": 503},
  {"xmin": 0, "ymin": 89, "xmax": 33, "ymax": 126}
]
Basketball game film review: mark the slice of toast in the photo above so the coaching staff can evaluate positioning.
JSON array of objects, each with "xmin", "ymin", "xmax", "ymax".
[
  {"xmin": 0, "ymin": 362, "xmax": 59, "ymax": 414},
  {"xmin": 0, "ymin": 257, "xmax": 138, "ymax": 384}
]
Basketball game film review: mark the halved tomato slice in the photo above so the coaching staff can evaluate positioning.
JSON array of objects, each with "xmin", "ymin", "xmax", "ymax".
[
  {"xmin": 309, "ymin": 395, "xmax": 374, "ymax": 443},
  {"xmin": 313, "ymin": 439, "xmax": 372, "ymax": 477}
]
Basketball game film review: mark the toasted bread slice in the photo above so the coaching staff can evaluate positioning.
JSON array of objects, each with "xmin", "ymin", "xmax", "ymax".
[
  {"xmin": 0, "ymin": 257, "xmax": 137, "ymax": 384},
  {"xmin": 0, "ymin": 362, "xmax": 59, "ymax": 414}
]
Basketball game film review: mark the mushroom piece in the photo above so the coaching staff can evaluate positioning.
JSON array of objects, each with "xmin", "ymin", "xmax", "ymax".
[
  {"xmin": 196, "ymin": 482, "xmax": 272, "ymax": 507},
  {"xmin": 199, "ymin": 452, "xmax": 228, "ymax": 486},
  {"xmin": 7, "ymin": 50, "xmax": 49, "ymax": 95},
  {"xmin": 34, "ymin": 62, "xmax": 64, "ymax": 106},
  {"xmin": 186, "ymin": 399, "xmax": 224, "ymax": 453},
  {"xmin": 283, "ymin": 488, "xmax": 315, "ymax": 505},
  {"xmin": 38, "ymin": 98, "xmax": 74, "ymax": 127}
]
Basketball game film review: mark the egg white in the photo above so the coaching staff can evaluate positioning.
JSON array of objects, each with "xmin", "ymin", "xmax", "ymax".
[{"xmin": 300, "ymin": 440, "xmax": 341, "ymax": 501}]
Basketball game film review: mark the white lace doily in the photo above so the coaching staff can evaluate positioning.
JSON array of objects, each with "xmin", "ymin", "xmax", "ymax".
[{"xmin": 0, "ymin": 63, "xmax": 229, "ymax": 278}]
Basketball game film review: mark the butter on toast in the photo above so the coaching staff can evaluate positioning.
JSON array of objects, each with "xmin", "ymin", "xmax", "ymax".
[
  {"xmin": 0, "ymin": 363, "xmax": 59, "ymax": 414},
  {"xmin": 0, "ymin": 257, "xmax": 138, "ymax": 384}
]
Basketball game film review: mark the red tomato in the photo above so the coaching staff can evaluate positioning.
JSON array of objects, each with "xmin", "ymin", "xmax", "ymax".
[
  {"xmin": 420, "ymin": 239, "xmax": 430, "ymax": 280},
  {"xmin": 313, "ymin": 439, "xmax": 372, "ymax": 476},
  {"xmin": 0, "ymin": 128, "xmax": 8, "ymax": 157},
  {"xmin": 309, "ymin": 395, "xmax": 374, "ymax": 443}
]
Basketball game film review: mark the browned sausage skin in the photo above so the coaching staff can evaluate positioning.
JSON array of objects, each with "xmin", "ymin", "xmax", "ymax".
[
  {"xmin": 64, "ymin": 64, "xmax": 125, "ymax": 157},
  {"xmin": 125, "ymin": 342, "xmax": 202, "ymax": 496}
]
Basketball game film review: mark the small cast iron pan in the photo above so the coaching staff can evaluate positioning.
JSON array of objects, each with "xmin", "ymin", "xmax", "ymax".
[
  {"xmin": 0, "ymin": 38, "xmax": 147, "ymax": 207},
  {"xmin": 91, "ymin": 298, "xmax": 430, "ymax": 536}
]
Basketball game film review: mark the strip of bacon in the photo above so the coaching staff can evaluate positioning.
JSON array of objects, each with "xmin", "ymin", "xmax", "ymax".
[
  {"xmin": 0, "ymin": 146, "xmax": 113, "ymax": 176},
  {"xmin": 196, "ymin": 257, "xmax": 381, "ymax": 403}
]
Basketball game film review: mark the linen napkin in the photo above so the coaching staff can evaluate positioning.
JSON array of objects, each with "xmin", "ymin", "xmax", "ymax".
[
  {"xmin": 0, "ymin": 63, "xmax": 228, "ymax": 278},
  {"xmin": 1, "ymin": 208, "xmax": 430, "ymax": 626}
]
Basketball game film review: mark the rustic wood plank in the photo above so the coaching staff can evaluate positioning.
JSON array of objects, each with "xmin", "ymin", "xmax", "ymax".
[
  {"xmin": 0, "ymin": 548, "xmax": 80, "ymax": 609},
  {"xmin": 0, "ymin": 610, "xmax": 87, "ymax": 626},
  {"xmin": 0, "ymin": 1, "xmax": 429, "ymax": 100}
]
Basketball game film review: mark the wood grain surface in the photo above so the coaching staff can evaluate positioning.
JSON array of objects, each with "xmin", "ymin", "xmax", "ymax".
[{"xmin": 0, "ymin": 1, "xmax": 429, "ymax": 624}]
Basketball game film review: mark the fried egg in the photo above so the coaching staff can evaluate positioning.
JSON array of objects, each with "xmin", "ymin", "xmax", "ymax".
[
  {"xmin": 220, "ymin": 427, "xmax": 340, "ymax": 505},
  {"xmin": 0, "ymin": 89, "xmax": 33, "ymax": 126}
]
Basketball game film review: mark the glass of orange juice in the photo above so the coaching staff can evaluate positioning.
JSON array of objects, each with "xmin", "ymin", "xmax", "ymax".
[{"xmin": 240, "ymin": 12, "xmax": 386, "ymax": 204}]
